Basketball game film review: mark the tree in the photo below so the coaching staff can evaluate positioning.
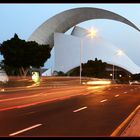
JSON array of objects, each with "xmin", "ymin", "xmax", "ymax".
[
  {"xmin": 68, "ymin": 58, "xmax": 108, "ymax": 78},
  {"xmin": 0, "ymin": 34, "xmax": 51, "ymax": 76},
  {"xmin": 131, "ymin": 73, "xmax": 140, "ymax": 81},
  {"xmin": 57, "ymin": 71, "xmax": 66, "ymax": 76}
]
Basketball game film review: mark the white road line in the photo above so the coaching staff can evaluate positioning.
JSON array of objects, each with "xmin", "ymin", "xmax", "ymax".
[
  {"xmin": 124, "ymin": 91, "xmax": 128, "ymax": 94},
  {"xmin": 115, "ymin": 94, "xmax": 119, "ymax": 97},
  {"xmin": 20, "ymin": 111, "xmax": 37, "ymax": 117},
  {"xmin": 26, "ymin": 111, "xmax": 36, "ymax": 115},
  {"xmin": 9, "ymin": 124, "xmax": 42, "ymax": 136},
  {"xmin": 100, "ymin": 99, "xmax": 108, "ymax": 103},
  {"xmin": 73, "ymin": 106, "xmax": 87, "ymax": 113}
]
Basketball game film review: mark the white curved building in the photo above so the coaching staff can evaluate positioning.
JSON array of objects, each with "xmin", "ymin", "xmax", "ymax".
[{"xmin": 49, "ymin": 26, "xmax": 140, "ymax": 74}]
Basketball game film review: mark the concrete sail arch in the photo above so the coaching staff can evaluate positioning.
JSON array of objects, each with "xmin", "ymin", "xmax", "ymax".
[{"xmin": 28, "ymin": 7, "xmax": 140, "ymax": 46}]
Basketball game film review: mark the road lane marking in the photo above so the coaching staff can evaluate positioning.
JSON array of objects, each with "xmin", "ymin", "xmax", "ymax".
[
  {"xmin": 20, "ymin": 111, "xmax": 37, "ymax": 117},
  {"xmin": 124, "ymin": 92, "xmax": 128, "ymax": 94},
  {"xmin": 73, "ymin": 106, "xmax": 87, "ymax": 113},
  {"xmin": 9, "ymin": 124, "xmax": 42, "ymax": 136},
  {"xmin": 100, "ymin": 99, "xmax": 108, "ymax": 103},
  {"xmin": 26, "ymin": 111, "xmax": 36, "ymax": 115},
  {"xmin": 115, "ymin": 94, "xmax": 120, "ymax": 97}
]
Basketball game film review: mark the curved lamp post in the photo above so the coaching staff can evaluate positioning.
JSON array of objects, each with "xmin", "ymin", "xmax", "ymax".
[{"xmin": 80, "ymin": 28, "xmax": 97, "ymax": 84}]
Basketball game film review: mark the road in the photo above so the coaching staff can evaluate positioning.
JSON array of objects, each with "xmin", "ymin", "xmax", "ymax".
[{"xmin": 0, "ymin": 81, "xmax": 140, "ymax": 136}]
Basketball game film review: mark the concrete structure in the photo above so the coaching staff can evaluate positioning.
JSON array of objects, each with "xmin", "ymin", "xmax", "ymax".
[
  {"xmin": 53, "ymin": 26, "xmax": 140, "ymax": 74},
  {"xmin": 42, "ymin": 68, "xmax": 52, "ymax": 76},
  {"xmin": 120, "ymin": 106, "xmax": 140, "ymax": 136},
  {"xmin": 28, "ymin": 7, "xmax": 140, "ymax": 75},
  {"xmin": 0, "ymin": 69, "xmax": 9, "ymax": 83},
  {"xmin": 28, "ymin": 7, "xmax": 140, "ymax": 46}
]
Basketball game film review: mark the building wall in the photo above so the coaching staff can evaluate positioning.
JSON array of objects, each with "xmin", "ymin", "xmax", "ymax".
[
  {"xmin": 54, "ymin": 33, "xmax": 81, "ymax": 73},
  {"xmin": 54, "ymin": 30, "xmax": 140, "ymax": 74}
]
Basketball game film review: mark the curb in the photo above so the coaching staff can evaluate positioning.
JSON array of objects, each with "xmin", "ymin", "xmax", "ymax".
[{"xmin": 111, "ymin": 105, "xmax": 140, "ymax": 136}]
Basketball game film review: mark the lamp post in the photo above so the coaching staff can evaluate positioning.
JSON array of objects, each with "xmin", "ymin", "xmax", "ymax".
[
  {"xmin": 80, "ymin": 38, "xmax": 83, "ymax": 84},
  {"xmin": 112, "ymin": 49, "xmax": 124, "ymax": 83},
  {"xmin": 112, "ymin": 64, "xmax": 115, "ymax": 82},
  {"xmin": 79, "ymin": 28, "xmax": 97, "ymax": 84}
]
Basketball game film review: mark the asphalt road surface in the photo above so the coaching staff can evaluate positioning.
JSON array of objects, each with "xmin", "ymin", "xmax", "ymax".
[{"xmin": 0, "ymin": 83, "xmax": 140, "ymax": 137}]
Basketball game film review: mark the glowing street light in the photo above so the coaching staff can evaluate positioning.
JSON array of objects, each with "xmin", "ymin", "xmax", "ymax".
[
  {"xmin": 119, "ymin": 74, "xmax": 122, "ymax": 78},
  {"xmin": 116, "ymin": 49, "xmax": 124, "ymax": 56},
  {"xmin": 80, "ymin": 27, "xmax": 97, "ymax": 84},
  {"xmin": 87, "ymin": 28, "xmax": 98, "ymax": 38}
]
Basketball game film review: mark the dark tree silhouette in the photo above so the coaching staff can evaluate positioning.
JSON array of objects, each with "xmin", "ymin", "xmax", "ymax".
[
  {"xmin": 0, "ymin": 34, "xmax": 51, "ymax": 76},
  {"xmin": 68, "ymin": 58, "xmax": 107, "ymax": 78}
]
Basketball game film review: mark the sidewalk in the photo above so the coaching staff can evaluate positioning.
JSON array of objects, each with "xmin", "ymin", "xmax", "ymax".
[
  {"xmin": 111, "ymin": 105, "xmax": 140, "ymax": 136},
  {"xmin": 120, "ymin": 107, "xmax": 140, "ymax": 136}
]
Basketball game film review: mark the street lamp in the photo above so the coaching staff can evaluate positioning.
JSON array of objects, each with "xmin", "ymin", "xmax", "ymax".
[
  {"xmin": 112, "ymin": 49, "xmax": 124, "ymax": 83},
  {"xmin": 119, "ymin": 74, "xmax": 122, "ymax": 78},
  {"xmin": 80, "ymin": 27, "xmax": 97, "ymax": 84}
]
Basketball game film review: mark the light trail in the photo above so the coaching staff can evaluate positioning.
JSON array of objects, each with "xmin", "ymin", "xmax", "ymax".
[
  {"xmin": 86, "ymin": 80, "xmax": 111, "ymax": 85},
  {"xmin": 0, "ymin": 92, "xmax": 85, "ymax": 112},
  {"xmin": 0, "ymin": 89, "xmax": 5, "ymax": 92},
  {"xmin": 0, "ymin": 93, "xmax": 44, "ymax": 103}
]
